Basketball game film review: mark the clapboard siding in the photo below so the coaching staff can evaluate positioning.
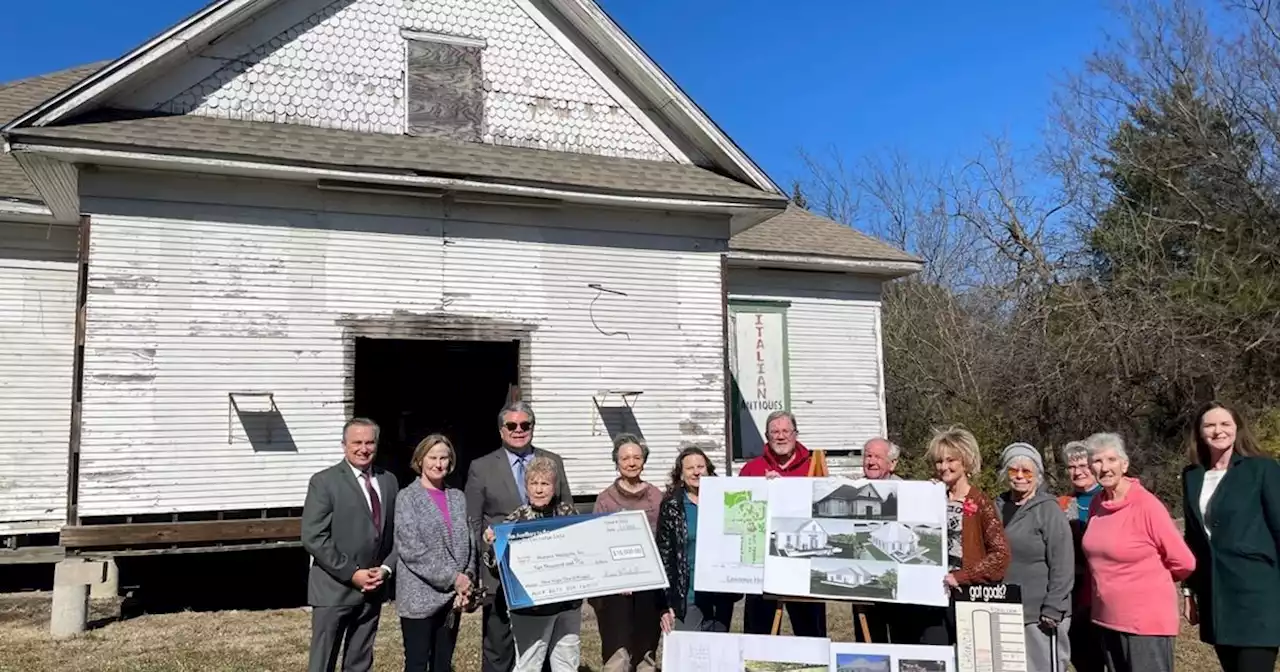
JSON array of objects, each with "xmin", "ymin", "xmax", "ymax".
[
  {"xmin": 727, "ymin": 267, "xmax": 886, "ymax": 456},
  {"xmin": 0, "ymin": 221, "xmax": 77, "ymax": 534},
  {"xmin": 76, "ymin": 200, "xmax": 725, "ymax": 517}
]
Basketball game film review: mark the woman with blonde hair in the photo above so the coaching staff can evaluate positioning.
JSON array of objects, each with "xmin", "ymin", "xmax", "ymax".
[
  {"xmin": 394, "ymin": 434, "xmax": 477, "ymax": 672},
  {"xmin": 907, "ymin": 425, "xmax": 1011, "ymax": 645},
  {"xmin": 1181, "ymin": 402, "xmax": 1280, "ymax": 672}
]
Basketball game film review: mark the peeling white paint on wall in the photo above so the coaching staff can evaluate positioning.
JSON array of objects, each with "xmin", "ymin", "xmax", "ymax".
[
  {"xmin": 0, "ymin": 221, "xmax": 77, "ymax": 534},
  {"xmin": 113, "ymin": 0, "xmax": 675, "ymax": 161},
  {"xmin": 76, "ymin": 204, "xmax": 724, "ymax": 517}
]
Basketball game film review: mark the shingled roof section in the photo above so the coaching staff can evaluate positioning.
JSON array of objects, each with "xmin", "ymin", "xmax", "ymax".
[
  {"xmin": 11, "ymin": 113, "xmax": 782, "ymax": 204},
  {"xmin": 0, "ymin": 63, "xmax": 105, "ymax": 203},
  {"xmin": 730, "ymin": 204, "xmax": 921, "ymax": 264}
]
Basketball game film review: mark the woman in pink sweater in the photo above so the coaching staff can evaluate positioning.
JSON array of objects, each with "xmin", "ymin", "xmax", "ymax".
[
  {"xmin": 1080, "ymin": 432, "xmax": 1195, "ymax": 672},
  {"xmin": 589, "ymin": 433, "xmax": 664, "ymax": 672}
]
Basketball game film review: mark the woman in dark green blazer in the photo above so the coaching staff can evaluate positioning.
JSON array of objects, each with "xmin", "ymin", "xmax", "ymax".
[{"xmin": 1181, "ymin": 401, "xmax": 1280, "ymax": 672}]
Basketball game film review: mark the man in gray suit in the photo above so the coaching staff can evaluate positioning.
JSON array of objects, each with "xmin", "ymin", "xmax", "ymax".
[
  {"xmin": 465, "ymin": 401, "xmax": 573, "ymax": 672},
  {"xmin": 302, "ymin": 417, "xmax": 399, "ymax": 672}
]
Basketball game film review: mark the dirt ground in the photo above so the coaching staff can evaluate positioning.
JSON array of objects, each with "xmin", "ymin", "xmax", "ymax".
[{"xmin": 0, "ymin": 592, "xmax": 1251, "ymax": 671}]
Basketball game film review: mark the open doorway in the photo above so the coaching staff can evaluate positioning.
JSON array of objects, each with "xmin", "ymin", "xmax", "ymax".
[{"xmin": 353, "ymin": 338, "xmax": 520, "ymax": 490}]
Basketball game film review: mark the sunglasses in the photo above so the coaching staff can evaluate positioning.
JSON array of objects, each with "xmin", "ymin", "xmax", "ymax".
[
  {"xmin": 1007, "ymin": 466, "xmax": 1035, "ymax": 478},
  {"xmin": 503, "ymin": 421, "xmax": 533, "ymax": 432}
]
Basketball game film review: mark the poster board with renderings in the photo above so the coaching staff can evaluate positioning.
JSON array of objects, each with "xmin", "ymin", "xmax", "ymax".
[
  {"xmin": 952, "ymin": 584, "xmax": 1027, "ymax": 672},
  {"xmin": 763, "ymin": 477, "xmax": 949, "ymax": 607},
  {"xmin": 694, "ymin": 476, "xmax": 771, "ymax": 594},
  {"xmin": 661, "ymin": 631, "xmax": 830, "ymax": 671},
  {"xmin": 829, "ymin": 643, "xmax": 956, "ymax": 672},
  {"xmin": 492, "ymin": 510, "xmax": 668, "ymax": 609}
]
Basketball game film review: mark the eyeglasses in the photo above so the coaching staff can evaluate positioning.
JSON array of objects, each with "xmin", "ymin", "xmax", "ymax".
[
  {"xmin": 504, "ymin": 421, "xmax": 533, "ymax": 432},
  {"xmin": 1007, "ymin": 467, "xmax": 1035, "ymax": 478}
]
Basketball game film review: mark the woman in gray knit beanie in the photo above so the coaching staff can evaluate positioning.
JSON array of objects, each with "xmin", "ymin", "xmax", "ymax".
[{"xmin": 995, "ymin": 442, "xmax": 1075, "ymax": 672}]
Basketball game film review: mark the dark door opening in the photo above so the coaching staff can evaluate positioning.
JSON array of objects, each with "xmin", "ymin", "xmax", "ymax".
[{"xmin": 353, "ymin": 338, "xmax": 520, "ymax": 490}]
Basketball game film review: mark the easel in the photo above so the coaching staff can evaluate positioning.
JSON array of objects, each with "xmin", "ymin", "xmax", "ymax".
[
  {"xmin": 766, "ymin": 450, "xmax": 873, "ymax": 642},
  {"xmin": 767, "ymin": 594, "xmax": 875, "ymax": 642}
]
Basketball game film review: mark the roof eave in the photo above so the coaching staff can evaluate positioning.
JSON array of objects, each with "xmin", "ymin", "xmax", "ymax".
[
  {"xmin": 8, "ymin": 139, "xmax": 788, "ymax": 223},
  {"xmin": 727, "ymin": 249, "xmax": 924, "ymax": 279},
  {"xmin": 547, "ymin": 0, "xmax": 784, "ymax": 197},
  {"xmin": 3, "ymin": 0, "xmax": 273, "ymax": 131}
]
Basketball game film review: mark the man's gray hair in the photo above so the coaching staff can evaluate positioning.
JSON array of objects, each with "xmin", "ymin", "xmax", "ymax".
[
  {"xmin": 611, "ymin": 433, "xmax": 649, "ymax": 464},
  {"xmin": 1084, "ymin": 432, "xmax": 1129, "ymax": 462},
  {"xmin": 498, "ymin": 400, "xmax": 536, "ymax": 428},
  {"xmin": 1061, "ymin": 440, "xmax": 1089, "ymax": 465},
  {"xmin": 865, "ymin": 437, "xmax": 901, "ymax": 461},
  {"xmin": 343, "ymin": 417, "xmax": 380, "ymax": 442},
  {"xmin": 765, "ymin": 410, "xmax": 798, "ymax": 433}
]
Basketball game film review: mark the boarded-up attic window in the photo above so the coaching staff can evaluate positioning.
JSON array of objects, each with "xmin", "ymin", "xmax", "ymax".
[{"xmin": 406, "ymin": 37, "xmax": 485, "ymax": 142}]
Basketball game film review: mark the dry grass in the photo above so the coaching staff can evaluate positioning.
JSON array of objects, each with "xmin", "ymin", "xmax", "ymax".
[{"xmin": 0, "ymin": 593, "xmax": 1253, "ymax": 671}]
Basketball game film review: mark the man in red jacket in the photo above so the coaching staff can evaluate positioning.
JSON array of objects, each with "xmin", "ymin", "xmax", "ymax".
[{"xmin": 739, "ymin": 411, "xmax": 828, "ymax": 637}]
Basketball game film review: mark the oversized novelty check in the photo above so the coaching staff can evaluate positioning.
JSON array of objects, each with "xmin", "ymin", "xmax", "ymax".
[{"xmin": 492, "ymin": 509, "xmax": 669, "ymax": 609}]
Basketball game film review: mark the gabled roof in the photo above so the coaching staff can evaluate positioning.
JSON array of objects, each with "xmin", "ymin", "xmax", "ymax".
[
  {"xmin": 731, "ymin": 204, "xmax": 922, "ymax": 266},
  {"xmin": 4, "ymin": 0, "xmax": 782, "ymax": 196},
  {"xmin": 0, "ymin": 63, "xmax": 105, "ymax": 209},
  {"xmin": 10, "ymin": 113, "xmax": 778, "ymax": 204},
  {"xmin": 817, "ymin": 483, "xmax": 884, "ymax": 503},
  {"xmin": 870, "ymin": 521, "xmax": 916, "ymax": 542}
]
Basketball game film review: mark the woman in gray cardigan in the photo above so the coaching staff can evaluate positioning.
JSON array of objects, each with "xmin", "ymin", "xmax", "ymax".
[
  {"xmin": 995, "ymin": 443, "xmax": 1075, "ymax": 672},
  {"xmin": 395, "ymin": 434, "xmax": 478, "ymax": 672}
]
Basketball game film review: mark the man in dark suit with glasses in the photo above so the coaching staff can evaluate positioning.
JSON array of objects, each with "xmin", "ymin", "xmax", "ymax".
[{"xmin": 465, "ymin": 400, "xmax": 573, "ymax": 672}]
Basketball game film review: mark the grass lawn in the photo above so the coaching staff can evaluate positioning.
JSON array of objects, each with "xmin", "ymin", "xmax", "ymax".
[{"xmin": 0, "ymin": 591, "xmax": 1265, "ymax": 671}]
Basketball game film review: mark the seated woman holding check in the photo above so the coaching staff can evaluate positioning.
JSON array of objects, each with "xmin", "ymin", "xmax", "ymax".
[{"xmin": 483, "ymin": 456, "xmax": 581, "ymax": 672}]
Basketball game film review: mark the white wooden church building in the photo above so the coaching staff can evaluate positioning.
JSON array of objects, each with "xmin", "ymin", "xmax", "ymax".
[{"xmin": 0, "ymin": 0, "xmax": 919, "ymax": 549}]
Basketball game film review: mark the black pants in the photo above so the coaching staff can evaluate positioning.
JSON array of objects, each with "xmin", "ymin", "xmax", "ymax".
[
  {"xmin": 675, "ymin": 595, "xmax": 736, "ymax": 633},
  {"xmin": 893, "ymin": 604, "xmax": 954, "ymax": 646},
  {"xmin": 482, "ymin": 589, "xmax": 515, "ymax": 672},
  {"xmin": 1215, "ymin": 645, "xmax": 1279, "ymax": 672},
  {"xmin": 1067, "ymin": 612, "xmax": 1106, "ymax": 672},
  {"xmin": 401, "ymin": 606, "xmax": 459, "ymax": 672},
  {"xmin": 742, "ymin": 595, "xmax": 827, "ymax": 637}
]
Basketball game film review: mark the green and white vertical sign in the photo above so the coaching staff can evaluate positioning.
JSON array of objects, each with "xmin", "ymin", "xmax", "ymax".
[{"xmin": 729, "ymin": 301, "xmax": 791, "ymax": 459}]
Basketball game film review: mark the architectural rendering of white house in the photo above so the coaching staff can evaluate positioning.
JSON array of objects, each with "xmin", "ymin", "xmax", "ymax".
[
  {"xmin": 870, "ymin": 521, "xmax": 919, "ymax": 557},
  {"xmin": 776, "ymin": 519, "xmax": 829, "ymax": 554},
  {"xmin": 824, "ymin": 563, "xmax": 876, "ymax": 587},
  {"xmin": 814, "ymin": 483, "xmax": 890, "ymax": 517}
]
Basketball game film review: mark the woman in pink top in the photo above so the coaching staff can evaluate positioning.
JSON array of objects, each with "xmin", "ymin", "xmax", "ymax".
[
  {"xmin": 1080, "ymin": 432, "xmax": 1195, "ymax": 672},
  {"xmin": 590, "ymin": 433, "xmax": 664, "ymax": 672}
]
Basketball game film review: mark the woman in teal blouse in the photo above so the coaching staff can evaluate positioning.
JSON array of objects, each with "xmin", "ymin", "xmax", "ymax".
[{"xmin": 1181, "ymin": 401, "xmax": 1280, "ymax": 672}]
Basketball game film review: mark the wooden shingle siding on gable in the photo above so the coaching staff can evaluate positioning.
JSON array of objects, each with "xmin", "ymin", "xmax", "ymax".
[
  {"xmin": 406, "ymin": 38, "xmax": 485, "ymax": 141},
  {"xmin": 112, "ymin": 0, "xmax": 676, "ymax": 161}
]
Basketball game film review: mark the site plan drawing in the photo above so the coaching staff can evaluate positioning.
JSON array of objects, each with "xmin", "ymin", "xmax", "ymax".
[{"xmin": 695, "ymin": 476, "xmax": 770, "ymax": 593}]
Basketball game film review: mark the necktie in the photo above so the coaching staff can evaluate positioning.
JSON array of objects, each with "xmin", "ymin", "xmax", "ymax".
[
  {"xmin": 515, "ymin": 455, "xmax": 528, "ymax": 505},
  {"xmin": 363, "ymin": 471, "xmax": 382, "ymax": 534}
]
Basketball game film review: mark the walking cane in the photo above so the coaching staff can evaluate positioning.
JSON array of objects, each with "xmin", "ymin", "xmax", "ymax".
[{"xmin": 1046, "ymin": 622, "xmax": 1060, "ymax": 672}]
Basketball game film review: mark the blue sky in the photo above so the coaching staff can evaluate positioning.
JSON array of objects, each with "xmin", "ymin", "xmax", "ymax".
[{"xmin": 0, "ymin": 0, "xmax": 1122, "ymax": 190}]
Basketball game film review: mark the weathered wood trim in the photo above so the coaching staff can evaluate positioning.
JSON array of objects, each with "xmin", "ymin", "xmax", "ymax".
[
  {"xmin": 66, "ymin": 214, "xmax": 90, "ymax": 526},
  {"xmin": 60, "ymin": 518, "xmax": 302, "ymax": 549},
  {"xmin": 720, "ymin": 253, "xmax": 734, "ymax": 475}
]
